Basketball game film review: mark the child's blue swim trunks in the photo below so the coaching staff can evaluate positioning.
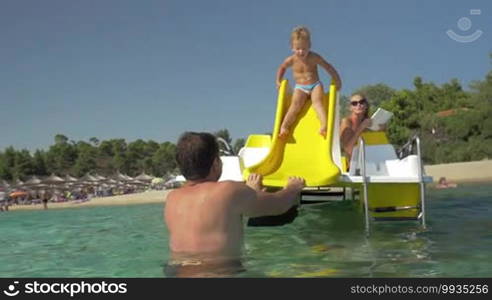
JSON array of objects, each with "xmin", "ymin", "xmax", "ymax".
[{"xmin": 294, "ymin": 81, "xmax": 321, "ymax": 94}]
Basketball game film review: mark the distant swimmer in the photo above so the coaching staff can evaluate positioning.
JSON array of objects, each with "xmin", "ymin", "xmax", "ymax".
[
  {"xmin": 436, "ymin": 177, "xmax": 458, "ymax": 189},
  {"xmin": 276, "ymin": 26, "xmax": 342, "ymax": 139},
  {"xmin": 164, "ymin": 132, "xmax": 305, "ymax": 277}
]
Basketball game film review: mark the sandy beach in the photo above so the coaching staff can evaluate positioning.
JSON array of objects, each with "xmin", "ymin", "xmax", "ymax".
[
  {"xmin": 7, "ymin": 190, "xmax": 169, "ymax": 211},
  {"xmin": 424, "ymin": 160, "xmax": 492, "ymax": 184}
]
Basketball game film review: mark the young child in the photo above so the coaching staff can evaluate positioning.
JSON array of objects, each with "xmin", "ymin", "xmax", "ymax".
[{"xmin": 276, "ymin": 26, "xmax": 342, "ymax": 139}]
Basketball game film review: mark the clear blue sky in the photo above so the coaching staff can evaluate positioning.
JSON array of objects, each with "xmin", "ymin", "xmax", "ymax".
[{"xmin": 1, "ymin": 0, "xmax": 491, "ymax": 151}]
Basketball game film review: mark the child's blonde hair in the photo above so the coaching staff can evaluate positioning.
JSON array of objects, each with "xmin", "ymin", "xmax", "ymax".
[{"xmin": 290, "ymin": 26, "xmax": 311, "ymax": 47}]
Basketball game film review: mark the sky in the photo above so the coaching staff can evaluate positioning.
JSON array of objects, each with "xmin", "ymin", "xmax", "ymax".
[{"xmin": 1, "ymin": 0, "xmax": 491, "ymax": 152}]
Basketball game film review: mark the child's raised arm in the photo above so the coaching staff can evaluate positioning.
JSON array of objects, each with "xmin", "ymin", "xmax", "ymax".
[
  {"xmin": 276, "ymin": 56, "xmax": 293, "ymax": 89},
  {"xmin": 315, "ymin": 54, "xmax": 342, "ymax": 91}
]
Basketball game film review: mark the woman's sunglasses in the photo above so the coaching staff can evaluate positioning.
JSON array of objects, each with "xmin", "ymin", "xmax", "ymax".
[{"xmin": 350, "ymin": 99, "xmax": 367, "ymax": 106}]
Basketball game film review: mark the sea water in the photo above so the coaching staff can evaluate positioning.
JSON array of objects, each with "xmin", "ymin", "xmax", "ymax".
[{"xmin": 0, "ymin": 183, "xmax": 491, "ymax": 277}]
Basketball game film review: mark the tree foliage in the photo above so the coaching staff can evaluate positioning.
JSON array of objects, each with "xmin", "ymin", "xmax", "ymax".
[{"xmin": 0, "ymin": 137, "xmax": 180, "ymax": 180}]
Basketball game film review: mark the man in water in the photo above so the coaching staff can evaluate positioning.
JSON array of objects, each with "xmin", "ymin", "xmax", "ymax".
[{"xmin": 164, "ymin": 132, "xmax": 305, "ymax": 277}]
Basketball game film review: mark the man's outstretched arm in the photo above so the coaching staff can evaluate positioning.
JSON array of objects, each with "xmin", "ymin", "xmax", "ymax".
[{"xmin": 234, "ymin": 174, "xmax": 305, "ymax": 218}]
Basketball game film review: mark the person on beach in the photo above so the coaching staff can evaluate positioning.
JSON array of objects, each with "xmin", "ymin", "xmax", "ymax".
[
  {"xmin": 276, "ymin": 26, "xmax": 342, "ymax": 139},
  {"xmin": 42, "ymin": 196, "xmax": 48, "ymax": 210},
  {"xmin": 0, "ymin": 188, "xmax": 5, "ymax": 212},
  {"xmin": 164, "ymin": 132, "xmax": 305, "ymax": 277}
]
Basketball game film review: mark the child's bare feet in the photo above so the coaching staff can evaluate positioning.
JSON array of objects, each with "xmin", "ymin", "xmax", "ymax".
[
  {"xmin": 246, "ymin": 173, "xmax": 263, "ymax": 191},
  {"xmin": 319, "ymin": 126, "xmax": 327, "ymax": 137},
  {"xmin": 278, "ymin": 127, "xmax": 290, "ymax": 140}
]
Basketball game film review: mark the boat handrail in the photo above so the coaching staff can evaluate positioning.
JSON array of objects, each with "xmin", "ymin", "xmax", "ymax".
[
  {"xmin": 358, "ymin": 137, "xmax": 370, "ymax": 235},
  {"xmin": 217, "ymin": 137, "xmax": 235, "ymax": 156},
  {"xmin": 397, "ymin": 134, "xmax": 419, "ymax": 159}
]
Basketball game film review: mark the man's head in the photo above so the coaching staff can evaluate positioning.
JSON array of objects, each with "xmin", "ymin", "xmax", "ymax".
[{"xmin": 176, "ymin": 132, "xmax": 222, "ymax": 181}]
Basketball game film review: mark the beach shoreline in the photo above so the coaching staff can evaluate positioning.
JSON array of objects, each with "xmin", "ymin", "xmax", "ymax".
[
  {"xmin": 4, "ymin": 160, "xmax": 491, "ymax": 212},
  {"xmin": 7, "ymin": 190, "xmax": 169, "ymax": 212},
  {"xmin": 424, "ymin": 160, "xmax": 492, "ymax": 184}
]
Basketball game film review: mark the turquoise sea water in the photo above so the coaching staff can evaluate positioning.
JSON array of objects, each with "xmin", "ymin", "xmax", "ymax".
[{"xmin": 1, "ymin": 183, "xmax": 491, "ymax": 277}]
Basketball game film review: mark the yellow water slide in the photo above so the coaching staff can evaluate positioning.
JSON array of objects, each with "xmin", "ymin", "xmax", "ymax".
[{"xmin": 242, "ymin": 80, "xmax": 340, "ymax": 187}]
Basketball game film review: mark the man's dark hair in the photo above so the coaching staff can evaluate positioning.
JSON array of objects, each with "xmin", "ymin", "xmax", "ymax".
[{"xmin": 175, "ymin": 132, "xmax": 219, "ymax": 180}]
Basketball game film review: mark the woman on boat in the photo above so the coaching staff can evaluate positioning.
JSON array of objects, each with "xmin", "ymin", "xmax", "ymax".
[{"xmin": 340, "ymin": 93, "xmax": 373, "ymax": 161}]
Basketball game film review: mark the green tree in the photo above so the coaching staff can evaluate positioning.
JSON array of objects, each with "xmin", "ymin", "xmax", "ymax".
[
  {"xmin": 151, "ymin": 142, "xmax": 177, "ymax": 177},
  {"xmin": 73, "ymin": 142, "xmax": 98, "ymax": 177},
  {"xmin": 355, "ymin": 83, "xmax": 396, "ymax": 109},
  {"xmin": 54, "ymin": 134, "xmax": 69, "ymax": 145},
  {"xmin": 89, "ymin": 137, "xmax": 100, "ymax": 147},
  {"xmin": 32, "ymin": 150, "xmax": 48, "ymax": 176},
  {"xmin": 46, "ymin": 135, "xmax": 77, "ymax": 175},
  {"xmin": 107, "ymin": 139, "xmax": 129, "ymax": 174},
  {"xmin": 0, "ymin": 147, "xmax": 17, "ymax": 180}
]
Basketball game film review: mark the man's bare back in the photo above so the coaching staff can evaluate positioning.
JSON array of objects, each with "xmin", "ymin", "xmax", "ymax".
[
  {"xmin": 165, "ymin": 180, "xmax": 247, "ymax": 261},
  {"xmin": 165, "ymin": 174, "xmax": 304, "ymax": 260},
  {"xmin": 165, "ymin": 132, "xmax": 304, "ymax": 277}
]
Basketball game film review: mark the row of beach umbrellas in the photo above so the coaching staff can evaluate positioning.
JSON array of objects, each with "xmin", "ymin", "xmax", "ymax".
[{"xmin": 1, "ymin": 172, "xmax": 156, "ymax": 196}]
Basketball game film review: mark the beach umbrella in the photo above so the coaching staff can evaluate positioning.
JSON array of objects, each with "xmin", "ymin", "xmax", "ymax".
[
  {"xmin": 94, "ymin": 174, "xmax": 107, "ymax": 181},
  {"xmin": 64, "ymin": 175, "xmax": 78, "ymax": 183},
  {"xmin": 135, "ymin": 173, "xmax": 154, "ymax": 182},
  {"xmin": 1, "ymin": 180, "xmax": 10, "ymax": 188},
  {"xmin": 42, "ymin": 174, "xmax": 65, "ymax": 185},
  {"xmin": 124, "ymin": 174, "xmax": 133, "ymax": 181},
  {"xmin": 106, "ymin": 178, "xmax": 118, "ymax": 184},
  {"xmin": 79, "ymin": 173, "xmax": 99, "ymax": 184},
  {"xmin": 24, "ymin": 175, "xmax": 43, "ymax": 186},
  {"xmin": 31, "ymin": 183, "xmax": 49, "ymax": 190},
  {"xmin": 9, "ymin": 191, "xmax": 28, "ymax": 198},
  {"xmin": 13, "ymin": 178, "xmax": 25, "ymax": 188},
  {"xmin": 59, "ymin": 183, "xmax": 73, "ymax": 190},
  {"xmin": 113, "ymin": 173, "xmax": 129, "ymax": 182},
  {"xmin": 129, "ymin": 179, "xmax": 146, "ymax": 185}
]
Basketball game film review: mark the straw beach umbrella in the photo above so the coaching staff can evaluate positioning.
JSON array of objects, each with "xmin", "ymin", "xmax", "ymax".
[
  {"xmin": 135, "ymin": 172, "xmax": 154, "ymax": 182},
  {"xmin": 41, "ymin": 174, "xmax": 65, "ymax": 200},
  {"xmin": 113, "ymin": 172, "xmax": 129, "ymax": 182},
  {"xmin": 94, "ymin": 174, "xmax": 107, "ymax": 181},
  {"xmin": 13, "ymin": 178, "xmax": 25, "ymax": 188},
  {"xmin": 1, "ymin": 180, "xmax": 11, "ymax": 188},
  {"xmin": 106, "ymin": 178, "xmax": 118, "ymax": 185},
  {"xmin": 64, "ymin": 175, "xmax": 79, "ymax": 183},
  {"xmin": 24, "ymin": 175, "xmax": 43, "ymax": 186},
  {"xmin": 31, "ymin": 183, "xmax": 49, "ymax": 190},
  {"xmin": 80, "ymin": 173, "xmax": 99, "ymax": 184},
  {"xmin": 42, "ymin": 174, "xmax": 65, "ymax": 185}
]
